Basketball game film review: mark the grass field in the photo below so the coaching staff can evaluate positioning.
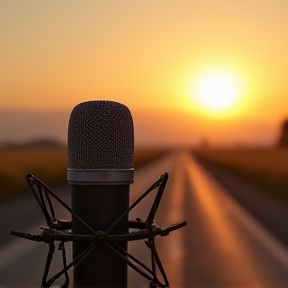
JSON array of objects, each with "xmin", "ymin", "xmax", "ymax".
[
  {"xmin": 194, "ymin": 147, "xmax": 288, "ymax": 203},
  {"xmin": 0, "ymin": 147, "xmax": 168, "ymax": 201}
]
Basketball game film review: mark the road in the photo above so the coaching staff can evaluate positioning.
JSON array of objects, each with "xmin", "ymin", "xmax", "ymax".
[{"xmin": 1, "ymin": 151, "xmax": 288, "ymax": 287}]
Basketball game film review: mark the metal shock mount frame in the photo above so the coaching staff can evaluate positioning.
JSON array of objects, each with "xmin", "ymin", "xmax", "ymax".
[{"xmin": 11, "ymin": 172, "xmax": 187, "ymax": 288}]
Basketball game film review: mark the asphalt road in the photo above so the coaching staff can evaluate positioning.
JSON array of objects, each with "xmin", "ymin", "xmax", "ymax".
[{"xmin": 1, "ymin": 151, "xmax": 288, "ymax": 287}]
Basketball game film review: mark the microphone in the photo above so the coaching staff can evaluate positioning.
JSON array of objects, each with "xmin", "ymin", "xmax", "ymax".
[{"xmin": 67, "ymin": 100, "xmax": 134, "ymax": 288}]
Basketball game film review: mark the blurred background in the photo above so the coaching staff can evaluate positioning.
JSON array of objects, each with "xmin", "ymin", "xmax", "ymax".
[
  {"xmin": 1, "ymin": 0, "xmax": 287, "ymax": 200},
  {"xmin": 1, "ymin": 0, "xmax": 287, "ymax": 147},
  {"xmin": 1, "ymin": 0, "xmax": 288, "ymax": 198},
  {"xmin": 1, "ymin": 2, "xmax": 288, "ymax": 287}
]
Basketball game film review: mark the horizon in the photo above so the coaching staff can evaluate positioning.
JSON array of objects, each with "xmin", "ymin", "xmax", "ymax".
[{"xmin": 0, "ymin": 106, "xmax": 285, "ymax": 148}]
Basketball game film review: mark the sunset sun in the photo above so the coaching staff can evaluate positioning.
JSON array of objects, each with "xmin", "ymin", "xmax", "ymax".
[{"xmin": 192, "ymin": 70, "xmax": 241, "ymax": 114}]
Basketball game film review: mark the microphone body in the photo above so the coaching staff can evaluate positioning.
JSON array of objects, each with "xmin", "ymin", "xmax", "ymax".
[{"xmin": 67, "ymin": 101, "xmax": 134, "ymax": 288}]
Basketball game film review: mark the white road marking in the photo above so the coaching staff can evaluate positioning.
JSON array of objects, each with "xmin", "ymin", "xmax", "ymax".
[
  {"xmin": 0, "ymin": 226, "xmax": 40, "ymax": 270},
  {"xmin": 193, "ymin": 155, "xmax": 288, "ymax": 271}
]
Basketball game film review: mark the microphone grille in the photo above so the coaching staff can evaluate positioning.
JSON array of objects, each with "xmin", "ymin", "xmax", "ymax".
[{"xmin": 68, "ymin": 101, "xmax": 134, "ymax": 169}]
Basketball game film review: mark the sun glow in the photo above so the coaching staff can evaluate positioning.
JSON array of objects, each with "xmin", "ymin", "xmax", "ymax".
[{"xmin": 190, "ymin": 70, "xmax": 242, "ymax": 116}]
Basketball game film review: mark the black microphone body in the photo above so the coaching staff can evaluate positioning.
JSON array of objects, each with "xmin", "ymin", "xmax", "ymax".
[
  {"xmin": 67, "ymin": 101, "xmax": 134, "ymax": 288},
  {"xmin": 71, "ymin": 185, "xmax": 129, "ymax": 287}
]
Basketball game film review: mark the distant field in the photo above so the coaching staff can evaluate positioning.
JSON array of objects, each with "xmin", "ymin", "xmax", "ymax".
[
  {"xmin": 194, "ymin": 148, "xmax": 288, "ymax": 203},
  {"xmin": 0, "ymin": 147, "xmax": 168, "ymax": 201}
]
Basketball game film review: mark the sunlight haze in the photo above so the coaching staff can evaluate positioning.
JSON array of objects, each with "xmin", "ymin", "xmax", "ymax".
[
  {"xmin": 0, "ymin": 0, "xmax": 287, "ymax": 147},
  {"xmin": 189, "ymin": 68, "xmax": 242, "ymax": 117}
]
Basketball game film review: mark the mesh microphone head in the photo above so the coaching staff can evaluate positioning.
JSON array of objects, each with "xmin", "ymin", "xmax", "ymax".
[{"xmin": 67, "ymin": 101, "xmax": 134, "ymax": 172}]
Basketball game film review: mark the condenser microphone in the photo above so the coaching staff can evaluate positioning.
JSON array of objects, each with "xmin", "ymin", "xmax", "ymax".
[{"xmin": 67, "ymin": 100, "xmax": 134, "ymax": 288}]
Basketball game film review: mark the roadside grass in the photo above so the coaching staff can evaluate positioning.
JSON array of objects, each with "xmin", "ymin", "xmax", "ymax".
[
  {"xmin": 193, "ymin": 147, "xmax": 288, "ymax": 203},
  {"xmin": 0, "ymin": 147, "xmax": 169, "ymax": 202}
]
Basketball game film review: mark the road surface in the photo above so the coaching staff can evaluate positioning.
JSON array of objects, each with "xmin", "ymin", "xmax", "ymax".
[{"xmin": 1, "ymin": 151, "xmax": 288, "ymax": 287}]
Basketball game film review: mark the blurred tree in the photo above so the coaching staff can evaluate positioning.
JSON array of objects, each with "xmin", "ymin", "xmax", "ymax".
[
  {"xmin": 278, "ymin": 119, "xmax": 288, "ymax": 147},
  {"xmin": 199, "ymin": 137, "xmax": 210, "ymax": 149}
]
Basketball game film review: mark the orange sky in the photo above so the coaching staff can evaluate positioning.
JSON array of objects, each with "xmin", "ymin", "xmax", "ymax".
[{"xmin": 1, "ymin": 0, "xmax": 288, "ymax": 147}]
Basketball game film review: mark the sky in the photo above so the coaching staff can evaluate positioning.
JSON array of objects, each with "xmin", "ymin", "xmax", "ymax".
[{"xmin": 1, "ymin": 0, "xmax": 288, "ymax": 147}]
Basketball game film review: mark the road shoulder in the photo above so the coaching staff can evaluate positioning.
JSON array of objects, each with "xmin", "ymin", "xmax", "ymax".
[{"xmin": 195, "ymin": 157, "xmax": 288, "ymax": 248}]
